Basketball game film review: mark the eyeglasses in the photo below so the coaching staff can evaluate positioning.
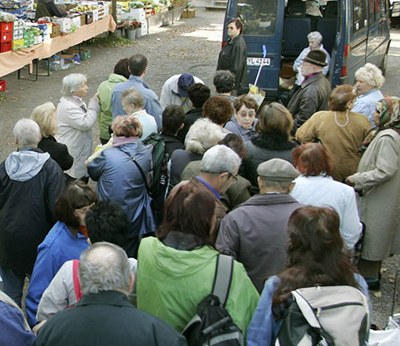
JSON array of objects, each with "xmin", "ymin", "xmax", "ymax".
[
  {"xmin": 237, "ymin": 111, "xmax": 256, "ymax": 118},
  {"xmin": 228, "ymin": 172, "xmax": 238, "ymax": 181}
]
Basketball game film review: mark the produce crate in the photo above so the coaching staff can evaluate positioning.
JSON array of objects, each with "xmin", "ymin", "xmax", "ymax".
[
  {"xmin": 12, "ymin": 38, "xmax": 24, "ymax": 50},
  {"xmin": 0, "ymin": 41, "xmax": 11, "ymax": 52},
  {"xmin": 0, "ymin": 31, "xmax": 12, "ymax": 42},
  {"xmin": 0, "ymin": 22, "xmax": 13, "ymax": 32},
  {"xmin": 0, "ymin": 80, "xmax": 6, "ymax": 92}
]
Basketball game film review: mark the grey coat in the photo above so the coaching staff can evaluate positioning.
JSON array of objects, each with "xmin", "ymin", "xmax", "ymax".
[
  {"xmin": 288, "ymin": 72, "xmax": 331, "ymax": 132},
  {"xmin": 216, "ymin": 194, "xmax": 303, "ymax": 292},
  {"xmin": 349, "ymin": 129, "xmax": 400, "ymax": 260}
]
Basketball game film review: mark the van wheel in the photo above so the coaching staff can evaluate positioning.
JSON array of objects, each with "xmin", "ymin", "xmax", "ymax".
[{"xmin": 380, "ymin": 53, "xmax": 388, "ymax": 76}]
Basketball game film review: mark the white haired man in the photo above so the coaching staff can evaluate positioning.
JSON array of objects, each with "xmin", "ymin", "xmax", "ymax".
[
  {"xmin": 0, "ymin": 118, "xmax": 64, "ymax": 306},
  {"xmin": 35, "ymin": 242, "xmax": 187, "ymax": 346},
  {"xmin": 188, "ymin": 144, "xmax": 241, "ymax": 237}
]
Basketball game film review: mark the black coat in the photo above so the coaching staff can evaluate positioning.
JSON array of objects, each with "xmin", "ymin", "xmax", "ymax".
[
  {"xmin": 38, "ymin": 135, "xmax": 74, "ymax": 171},
  {"xmin": 0, "ymin": 149, "xmax": 64, "ymax": 275},
  {"xmin": 242, "ymin": 132, "xmax": 298, "ymax": 193},
  {"xmin": 35, "ymin": 291, "xmax": 187, "ymax": 346},
  {"xmin": 217, "ymin": 35, "xmax": 248, "ymax": 91}
]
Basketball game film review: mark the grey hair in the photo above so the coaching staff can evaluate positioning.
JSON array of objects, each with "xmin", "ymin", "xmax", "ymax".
[
  {"xmin": 14, "ymin": 118, "xmax": 42, "ymax": 148},
  {"xmin": 259, "ymin": 178, "xmax": 292, "ymax": 193},
  {"xmin": 79, "ymin": 242, "xmax": 131, "ymax": 295},
  {"xmin": 201, "ymin": 144, "xmax": 241, "ymax": 175},
  {"xmin": 185, "ymin": 118, "xmax": 226, "ymax": 155},
  {"xmin": 61, "ymin": 73, "xmax": 87, "ymax": 96},
  {"xmin": 121, "ymin": 88, "xmax": 144, "ymax": 114},
  {"xmin": 307, "ymin": 31, "xmax": 323, "ymax": 44},
  {"xmin": 355, "ymin": 63, "xmax": 385, "ymax": 88}
]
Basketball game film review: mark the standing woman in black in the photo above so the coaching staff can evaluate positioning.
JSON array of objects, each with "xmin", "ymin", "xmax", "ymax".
[{"xmin": 217, "ymin": 18, "xmax": 248, "ymax": 95}]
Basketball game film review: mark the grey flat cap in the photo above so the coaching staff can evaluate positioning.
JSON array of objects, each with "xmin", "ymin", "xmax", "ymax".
[{"xmin": 257, "ymin": 158, "xmax": 299, "ymax": 182}]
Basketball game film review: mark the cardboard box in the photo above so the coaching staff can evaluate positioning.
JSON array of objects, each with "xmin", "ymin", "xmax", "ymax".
[
  {"xmin": 70, "ymin": 15, "xmax": 81, "ymax": 30},
  {"xmin": 181, "ymin": 8, "xmax": 195, "ymax": 19},
  {"xmin": 139, "ymin": 21, "xmax": 147, "ymax": 36},
  {"xmin": 130, "ymin": 8, "xmax": 146, "ymax": 21},
  {"xmin": 52, "ymin": 18, "xmax": 71, "ymax": 33},
  {"xmin": 51, "ymin": 24, "xmax": 60, "ymax": 38},
  {"xmin": 13, "ymin": 28, "xmax": 24, "ymax": 40},
  {"xmin": 85, "ymin": 12, "xmax": 94, "ymax": 25},
  {"xmin": 12, "ymin": 38, "xmax": 24, "ymax": 50}
]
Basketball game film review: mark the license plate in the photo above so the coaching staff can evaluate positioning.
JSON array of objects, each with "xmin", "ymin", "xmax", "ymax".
[{"xmin": 247, "ymin": 57, "xmax": 271, "ymax": 66}]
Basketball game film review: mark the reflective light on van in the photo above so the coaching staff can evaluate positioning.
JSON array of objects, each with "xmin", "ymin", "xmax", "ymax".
[{"xmin": 344, "ymin": 44, "xmax": 350, "ymax": 57}]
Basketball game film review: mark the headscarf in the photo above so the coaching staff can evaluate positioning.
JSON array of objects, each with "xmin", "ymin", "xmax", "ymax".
[
  {"xmin": 376, "ymin": 96, "xmax": 400, "ymax": 131},
  {"xmin": 359, "ymin": 96, "xmax": 400, "ymax": 153}
]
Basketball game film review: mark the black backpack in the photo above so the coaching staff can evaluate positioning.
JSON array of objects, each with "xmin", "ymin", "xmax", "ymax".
[{"xmin": 182, "ymin": 254, "xmax": 244, "ymax": 346}]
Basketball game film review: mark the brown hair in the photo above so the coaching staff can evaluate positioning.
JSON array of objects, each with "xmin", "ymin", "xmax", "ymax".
[
  {"xmin": 113, "ymin": 58, "xmax": 130, "ymax": 79},
  {"xmin": 329, "ymin": 85, "xmax": 355, "ymax": 111},
  {"xmin": 218, "ymin": 133, "xmax": 246, "ymax": 159},
  {"xmin": 157, "ymin": 181, "xmax": 216, "ymax": 247},
  {"xmin": 292, "ymin": 143, "xmax": 333, "ymax": 176},
  {"xmin": 272, "ymin": 207, "xmax": 359, "ymax": 316},
  {"xmin": 111, "ymin": 115, "xmax": 143, "ymax": 138},
  {"xmin": 228, "ymin": 18, "xmax": 244, "ymax": 34},
  {"xmin": 54, "ymin": 182, "xmax": 97, "ymax": 228},
  {"xmin": 256, "ymin": 102, "xmax": 293, "ymax": 136},
  {"xmin": 233, "ymin": 95, "xmax": 258, "ymax": 113},
  {"xmin": 203, "ymin": 96, "xmax": 234, "ymax": 126}
]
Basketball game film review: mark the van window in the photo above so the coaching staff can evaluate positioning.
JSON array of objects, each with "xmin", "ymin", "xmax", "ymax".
[
  {"xmin": 353, "ymin": 0, "xmax": 368, "ymax": 32},
  {"xmin": 238, "ymin": 0, "xmax": 278, "ymax": 36}
]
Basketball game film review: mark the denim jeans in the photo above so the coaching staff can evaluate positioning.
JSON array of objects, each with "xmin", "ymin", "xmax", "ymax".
[{"xmin": 0, "ymin": 267, "xmax": 25, "ymax": 306}]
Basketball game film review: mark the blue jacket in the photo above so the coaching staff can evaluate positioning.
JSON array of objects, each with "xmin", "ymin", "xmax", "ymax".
[
  {"xmin": 25, "ymin": 221, "xmax": 89, "ymax": 327},
  {"xmin": 247, "ymin": 274, "xmax": 370, "ymax": 346},
  {"xmin": 87, "ymin": 141, "xmax": 156, "ymax": 256},
  {"xmin": 0, "ymin": 293, "xmax": 34, "ymax": 346},
  {"xmin": 111, "ymin": 75, "xmax": 162, "ymax": 129}
]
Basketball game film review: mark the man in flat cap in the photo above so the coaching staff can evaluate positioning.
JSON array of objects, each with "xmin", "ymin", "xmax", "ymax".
[
  {"xmin": 216, "ymin": 159, "xmax": 303, "ymax": 293},
  {"xmin": 159, "ymin": 73, "xmax": 203, "ymax": 113},
  {"xmin": 288, "ymin": 49, "xmax": 331, "ymax": 134}
]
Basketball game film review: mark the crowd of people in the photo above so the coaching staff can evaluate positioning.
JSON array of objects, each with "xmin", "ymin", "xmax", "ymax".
[{"xmin": 0, "ymin": 18, "xmax": 399, "ymax": 346}]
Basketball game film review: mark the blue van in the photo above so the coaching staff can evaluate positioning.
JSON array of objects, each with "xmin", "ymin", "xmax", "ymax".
[{"xmin": 223, "ymin": 0, "xmax": 391, "ymax": 100}]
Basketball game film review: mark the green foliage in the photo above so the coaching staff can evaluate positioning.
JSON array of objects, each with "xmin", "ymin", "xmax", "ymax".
[{"xmin": 85, "ymin": 35, "xmax": 137, "ymax": 47}]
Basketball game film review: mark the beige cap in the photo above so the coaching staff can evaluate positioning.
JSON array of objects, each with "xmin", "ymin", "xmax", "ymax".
[{"xmin": 257, "ymin": 158, "xmax": 299, "ymax": 182}]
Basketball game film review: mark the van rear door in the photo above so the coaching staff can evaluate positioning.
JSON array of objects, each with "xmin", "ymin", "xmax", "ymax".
[{"xmin": 224, "ymin": 0, "xmax": 284, "ymax": 98}]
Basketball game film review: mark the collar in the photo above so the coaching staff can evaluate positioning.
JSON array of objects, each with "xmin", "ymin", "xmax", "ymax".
[
  {"xmin": 77, "ymin": 290, "xmax": 131, "ymax": 308},
  {"xmin": 195, "ymin": 176, "xmax": 222, "ymax": 199},
  {"xmin": 112, "ymin": 136, "xmax": 139, "ymax": 147}
]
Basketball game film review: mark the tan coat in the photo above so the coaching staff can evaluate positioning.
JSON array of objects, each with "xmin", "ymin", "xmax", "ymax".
[
  {"xmin": 348, "ymin": 129, "xmax": 400, "ymax": 260},
  {"xmin": 296, "ymin": 110, "xmax": 371, "ymax": 182}
]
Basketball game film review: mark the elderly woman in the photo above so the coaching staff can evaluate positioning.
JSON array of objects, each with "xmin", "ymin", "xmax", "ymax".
[
  {"xmin": 169, "ymin": 117, "xmax": 226, "ymax": 188},
  {"xmin": 121, "ymin": 88, "xmax": 157, "ymax": 141},
  {"xmin": 346, "ymin": 96, "xmax": 400, "ymax": 290},
  {"xmin": 213, "ymin": 70, "xmax": 236, "ymax": 102},
  {"xmin": 224, "ymin": 95, "xmax": 258, "ymax": 142},
  {"xmin": 242, "ymin": 102, "xmax": 297, "ymax": 192},
  {"xmin": 56, "ymin": 73, "xmax": 99, "ymax": 181},
  {"xmin": 352, "ymin": 63, "xmax": 385, "ymax": 126},
  {"xmin": 217, "ymin": 18, "xmax": 248, "ymax": 93},
  {"xmin": 87, "ymin": 115, "xmax": 155, "ymax": 258},
  {"xmin": 296, "ymin": 85, "xmax": 371, "ymax": 181},
  {"xmin": 292, "ymin": 31, "xmax": 330, "ymax": 89},
  {"xmin": 137, "ymin": 181, "xmax": 259, "ymax": 333},
  {"xmin": 31, "ymin": 102, "xmax": 73, "ymax": 172},
  {"xmin": 25, "ymin": 181, "xmax": 96, "ymax": 328},
  {"xmin": 290, "ymin": 143, "xmax": 362, "ymax": 251},
  {"xmin": 97, "ymin": 58, "xmax": 130, "ymax": 145},
  {"xmin": 247, "ymin": 207, "xmax": 369, "ymax": 346}
]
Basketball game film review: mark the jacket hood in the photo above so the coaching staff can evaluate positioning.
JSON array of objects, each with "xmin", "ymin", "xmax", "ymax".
[
  {"xmin": 143, "ymin": 237, "xmax": 217, "ymax": 279},
  {"xmin": 5, "ymin": 150, "xmax": 50, "ymax": 182},
  {"xmin": 108, "ymin": 73, "xmax": 128, "ymax": 83}
]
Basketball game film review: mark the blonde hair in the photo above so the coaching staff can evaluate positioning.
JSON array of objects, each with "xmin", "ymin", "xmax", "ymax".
[
  {"xmin": 111, "ymin": 115, "xmax": 143, "ymax": 138},
  {"xmin": 31, "ymin": 102, "xmax": 57, "ymax": 137},
  {"xmin": 256, "ymin": 102, "xmax": 293, "ymax": 137}
]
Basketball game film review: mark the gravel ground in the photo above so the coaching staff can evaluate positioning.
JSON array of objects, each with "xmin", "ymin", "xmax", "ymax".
[{"xmin": 0, "ymin": 7, "xmax": 399, "ymax": 328}]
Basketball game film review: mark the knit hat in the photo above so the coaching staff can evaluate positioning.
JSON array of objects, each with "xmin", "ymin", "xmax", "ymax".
[
  {"xmin": 257, "ymin": 159, "xmax": 300, "ymax": 182},
  {"xmin": 303, "ymin": 50, "xmax": 327, "ymax": 67},
  {"xmin": 178, "ymin": 73, "xmax": 195, "ymax": 97}
]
